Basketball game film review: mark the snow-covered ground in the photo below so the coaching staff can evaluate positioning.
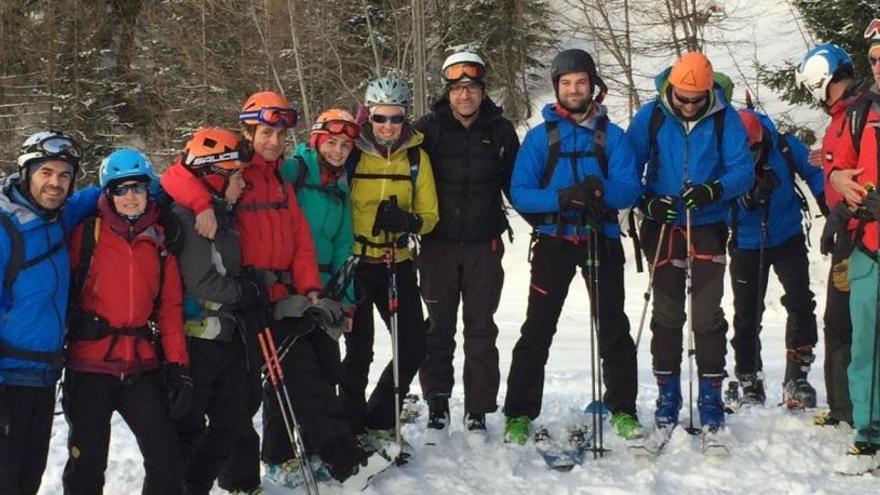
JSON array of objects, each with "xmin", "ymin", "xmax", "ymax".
[{"xmin": 35, "ymin": 2, "xmax": 879, "ymax": 494}]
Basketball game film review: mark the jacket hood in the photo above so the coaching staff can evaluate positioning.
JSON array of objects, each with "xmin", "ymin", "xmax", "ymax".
[
  {"xmin": 0, "ymin": 173, "xmax": 51, "ymax": 229},
  {"xmin": 541, "ymin": 102, "xmax": 608, "ymax": 131}
]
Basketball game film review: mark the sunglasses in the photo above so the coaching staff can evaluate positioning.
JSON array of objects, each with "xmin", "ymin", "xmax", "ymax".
[
  {"xmin": 443, "ymin": 62, "xmax": 486, "ymax": 83},
  {"xmin": 672, "ymin": 91, "xmax": 708, "ymax": 106},
  {"xmin": 239, "ymin": 107, "xmax": 298, "ymax": 128},
  {"xmin": 312, "ymin": 119, "xmax": 360, "ymax": 140},
  {"xmin": 449, "ymin": 83, "xmax": 481, "ymax": 96},
  {"xmin": 111, "ymin": 182, "xmax": 149, "ymax": 197},
  {"xmin": 370, "ymin": 114, "xmax": 406, "ymax": 124},
  {"xmin": 870, "ymin": 56, "xmax": 880, "ymax": 67}
]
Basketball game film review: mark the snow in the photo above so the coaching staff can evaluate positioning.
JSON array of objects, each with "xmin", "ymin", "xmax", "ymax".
[{"xmin": 35, "ymin": 2, "xmax": 880, "ymax": 494}]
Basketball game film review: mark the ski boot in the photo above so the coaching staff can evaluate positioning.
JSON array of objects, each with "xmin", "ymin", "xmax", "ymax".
[
  {"xmin": 736, "ymin": 371, "xmax": 766, "ymax": 407},
  {"xmin": 783, "ymin": 346, "xmax": 817, "ymax": 409},
  {"xmin": 698, "ymin": 376, "xmax": 729, "ymax": 455},
  {"xmin": 464, "ymin": 412, "xmax": 488, "ymax": 445},
  {"xmin": 424, "ymin": 394, "xmax": 450, "ymax": 446},
  {"xmin": 504, "ymin": 415, "xmax": 531, "ymax": 445},
  {"xmin": 264, "ymin": 459, "xmax": 304, "ymax": 491},
  {"xmin": 610, "ymin": 412, "xmax": 645, "ymax": 440},
  {"xmin": 654, "ymin": 373, "xmax": 682, "ymax": 429},
  {"xmin": 835, "ymin": 442, "xmax": 880, "ymax": 475},
  {"xmin": 334, "ymin": 442, "xmax": 400, "ymax": 491}
]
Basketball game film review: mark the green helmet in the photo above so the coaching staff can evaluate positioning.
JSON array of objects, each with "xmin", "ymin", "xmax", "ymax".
[{"xmin": 714, "ymin": 71, "xmax": 734, "ymax": 103}]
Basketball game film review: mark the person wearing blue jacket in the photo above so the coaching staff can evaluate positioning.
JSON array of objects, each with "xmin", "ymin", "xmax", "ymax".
[
  {"xmin": 0, "ymin": 131, "xmax": 99, "ymax": 495},
  {"xmin": 503, "ymin": 49, "xmax": 643, "ymax": 444},
  {"xmin": 728, "ymin": 109, "xmax": 827, "ymax": 410},
  {"xmin": 627, "ymin": 52, "xmax": 752, "ymax": 439}
]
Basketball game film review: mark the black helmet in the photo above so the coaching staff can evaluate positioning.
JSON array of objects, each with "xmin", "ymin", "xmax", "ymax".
[{"xmin": 551, "ymin": 49, "xmax": 599, "ymax": 94}]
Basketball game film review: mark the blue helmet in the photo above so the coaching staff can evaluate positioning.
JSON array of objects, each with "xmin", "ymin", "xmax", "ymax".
[
  {"xmin": 99, "ymin": 148, "xmax": 157, "ymax": 188},
  {"xmin": 794, "ymin": 44, "xmax": 853, "ymax": 104}
]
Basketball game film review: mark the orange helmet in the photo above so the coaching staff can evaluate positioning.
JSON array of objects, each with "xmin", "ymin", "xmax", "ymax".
[
  {"xmin": 183, "ymin": 128, "xmax": 252, "ymax": 193},
  {"xmin": 738, "ymin": 109, "xmax": 764, "ymax": 148},
  {"xmin": 310, "ymin": 108, "xmax": 359, "ymax": 148},
  {"xmin": 239, "ymin": 91, "xmax": 297, "ymax": 128},
  {"xmin": 669, "ymin": 52, "xmax": 714, "ymax": 92}
]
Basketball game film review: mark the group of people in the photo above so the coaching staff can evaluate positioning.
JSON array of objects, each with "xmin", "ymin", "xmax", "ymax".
[{"xmin": 2, "ymin": 17, "xmax": 880, "ymax": 494}]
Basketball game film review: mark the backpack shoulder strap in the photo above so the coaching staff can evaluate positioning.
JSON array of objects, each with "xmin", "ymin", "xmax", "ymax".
[
  {"xmin": 713, "ymin": 109, "xmax": 725, "ymax": 158},
  {"xmin": 776, "ymin": 132, "xmax": 798, "ymax": 180},
  {"xmin": 0, "ymin": 213, "xmax": 23, "ymax": 294},
  {"xmin": 543, "ymin": 120, "xmax": 562, "ymax": 188},
  {"xmin": 406, "ymin": 146, "xmax": 421, "ymax": 188},
  {"xmin": 647, "ymin": 103, "xmax": 666, "ymax": 181},
  {"xmin": 594, "ymin": 115, "xmax": 609, "ymax": 179},
  {"xmin": 291, "ymin": 155, "xmax": 310, "ymax": 192},
  {"xmin": 72, "ymin": 217, "xmax": 100, "ymax": 303},
  {"xmin": 848, "ymin": 93, "xmax": 877, "ymax": 153}
]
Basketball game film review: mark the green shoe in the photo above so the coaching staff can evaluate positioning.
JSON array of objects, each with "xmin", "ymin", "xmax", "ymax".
[
  {"xmin": 610, "ymin": 412, "xmax": 645, "ymax": 440},
  {"xmin": 504, "ymin": 415, "xmax": 531, "ymax": 445}
]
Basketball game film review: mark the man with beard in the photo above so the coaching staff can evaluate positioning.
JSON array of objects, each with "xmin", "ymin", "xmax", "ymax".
[
  {"xmin": 414, "ymin": 51, "xmax": 519, "ymax": 445},
  {"xmin": 503, "ymin": 48, "xmax": 643, "ymax": 444}
]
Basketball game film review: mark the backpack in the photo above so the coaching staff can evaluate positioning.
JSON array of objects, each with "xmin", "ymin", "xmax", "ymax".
[
  {"xmin": 847, "ymin": 91, "xmax": 880, "ymax": 153},
  {"xmin": 520, "ymin": 115, "xmax": 610, "ymax": 229},
  {"xmin": 776, "ymin": 132, "xmax": 813, "ymax": 222},
  {"xmin": 0, "ymin": 213, "xmax": 66, "ymax": 308}
]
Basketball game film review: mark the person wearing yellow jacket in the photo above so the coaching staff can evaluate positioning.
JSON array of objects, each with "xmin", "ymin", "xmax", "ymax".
[{"xmin": 340, "ymin": 75, "xmax": 438, "ymax": 454}]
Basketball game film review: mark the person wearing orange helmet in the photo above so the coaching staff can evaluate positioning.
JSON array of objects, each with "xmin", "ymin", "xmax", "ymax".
[
  {"xmin": 161, "ymin": 128, "xmax": 267, "ymax": 495},
  {"xmin": 626, "ymin": 51, "xmax": 752, "ymax": 450},
  {"xmin": 160, "ymin": 91, "xmax": 321, "ymax": 494}
]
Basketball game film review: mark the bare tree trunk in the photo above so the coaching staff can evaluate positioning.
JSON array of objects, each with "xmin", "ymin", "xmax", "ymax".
[
  {"xmin": 249, "ymin": 3, "xmax": 285, "ymax": 95},
  {"xmin": 362, "ymin": 0, "xmax": 382, "ymax": 76},
  {"xmin": 287, "ymin": 0, "xmax": 312, "ymax": 124}
]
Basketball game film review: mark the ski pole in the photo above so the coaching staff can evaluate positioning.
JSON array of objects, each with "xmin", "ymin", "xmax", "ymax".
[
  {"xmin": 585, "ymin": 226, "xmax": 599, "ymax": 458},
  {"xmin": 752, "ymin": 202, "xmax": 769, "ymax": 384},
  {"xmin": 257, "ymin": 328, "xmax": 320, "ymax": 494},
  {"xmin": 385, "ymin": 231, "xmax": 404, "ymax": 461},
  {"xmin": 635, "ymin": 222, "xmax": 667, "ymax": 348},
  {"xmin": 868, "ymin": 183, "xmax": 880, "ymax": 440},
  {"xmin": 684, "ymin": 208, "xmax": 701, "ymax": 435},
  {"xmin": 589, "ymin": 226, "xmax": 606, "ymax": 457}
]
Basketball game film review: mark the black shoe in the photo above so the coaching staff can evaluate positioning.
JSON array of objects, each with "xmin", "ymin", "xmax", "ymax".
[
  {"xmin": 736, "ymin": 372, "xmax": 766, "ymax": 406},
  {"xmin": 465, "ymin": 413, "xmax": 486, "ymax": 432},
  {"xmin": 427, "ymin": 395, "xmax": 450, "ymax": 430}
]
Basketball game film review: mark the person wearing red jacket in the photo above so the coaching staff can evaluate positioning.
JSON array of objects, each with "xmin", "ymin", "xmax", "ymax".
[
  {"xmin": 62, "ymin": 149, "xmax": 190, "ymax": 495},
  {"xmin": 797, "ymin": 43, "xmax": 865, "ymax": 428},
  {"xmin": 160, "ymin": 91, "xmax": 321, "ymax": 494}
]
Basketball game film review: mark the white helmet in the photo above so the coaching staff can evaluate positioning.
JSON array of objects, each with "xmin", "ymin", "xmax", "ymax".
[
  {"xmin": 794, "ymin": 44, "xmax": 852, "ymax": 104},
  {"xmin": 364, "ymin": 76, "xmax": 411, "ymax": 108},
  {"xmin": 441, "ymin": 52, "xmax": 486, "ymax": 83}
]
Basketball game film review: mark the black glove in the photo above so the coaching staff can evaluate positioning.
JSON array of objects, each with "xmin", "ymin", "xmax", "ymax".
[
  {"xmin": 861, "ymin": 190, "xmax": 880, "ymax": 221},
  {"xmin": 820, "ymin": 202, "xmax": 855, "ymax": 256},
  {"xmin": 306, "ymin": 298, "xmax": 350, "ymax": 341},
  {"xmin": 164, "ymin": 364, "xmax": 194, "ymax": 421},
  {"xmin": 681, "ymin": 180, "xmax": 724, "ymax": 210},
  {"xmin": 0, "ymin": 385, "xmax": 10, "ymax": 437},
  {"xmin": 373, "ymin": 197, "xmax": 422, "ymax": 235},
  {"xmin": 641, "ymin": 193, "xmax": 678, "ymax": 224},
  {"xmin": 236, "ymin": 274, "xmax": 269, "ymax": 310},
  {"xmin": 558, "ymin": 176, "xmax": 607, "ymax": 223},
  {"xmin": 742, "ymin": 174, "xmax": 775, "ymax": 211}
]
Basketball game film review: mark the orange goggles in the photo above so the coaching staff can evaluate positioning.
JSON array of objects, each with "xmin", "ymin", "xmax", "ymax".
[
  {"xmin": 442, "ymin": 62, "xmax": 485, "ymax": 83},
  {"xmin": 311, "ymin": 119, "xmax": 359, "ymax": 140},
  {"xmin": 239, "ymin": 107, "xmax": 297, "ymax": 128}
]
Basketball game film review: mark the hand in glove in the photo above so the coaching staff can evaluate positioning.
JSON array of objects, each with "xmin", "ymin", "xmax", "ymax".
[
  {"xmin": 163, "ymin": 364, "xmax": 194, "ymax": 420},
  {"xmin": 0, "ymin": 385, "xmax": 10, "ymax": 437},
  {"xmin": 820, "ymin": 202, "xmax": 855, "ymax": 256},
  {"xmin": 641, "ymin": 193, "xmax": 678, "ymax": 224},
  {"xmin": 306, "ymin": 298, "xmax": 349, "ymax": 341},
  {"xmin": 372, "ymin": 196, "xmax": 422, "ymax": 235},
  {"xmin": 681, "ymin": 180, "xmax": 724, "ymax": 210},
  {"xmin": 236, "ymin": 274, "xmax": 269, "ymax": 310},
  {"xmin": 558, "ymin": 176, "xmax": 607, "ymax": 223},
  {"xmin": 742, "ymin": 174, "xmax": 775, "ymax": 211},
  {"xmin": 860, "ymin": 189, "xmax": 880, "ymax": 221}
]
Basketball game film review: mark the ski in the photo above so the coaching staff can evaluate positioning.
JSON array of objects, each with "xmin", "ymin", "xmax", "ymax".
[
  {"xmin": 534, "ymin": 424, "xmax": 592, "ymax": 471},
  {"xmin": 700, "ymin": 428, "xmax": 730, "ymax": 457},
  {"xmin": 629, "ymin": 425, "xmax": 675, "ymax": 457}
]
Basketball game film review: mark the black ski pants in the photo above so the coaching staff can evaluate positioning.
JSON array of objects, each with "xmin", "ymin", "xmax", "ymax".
[
  {"xmin": 217, "ymin": 320, "xmax": 262, "ymax": 493},
  {"xmin": 418, "ymin": 237, "xmax": 504, "ymax": 414},
  {"xmin": 824, "ymin": 255, "xmax": 854, "ymax": 423},
  {"xmin": 729, "ymin": 234, "xmax": 818, "ymax": 375},
  {"xmin": 0, "ymin": 384, "xmax": 55, "ymax": 495},
  {"xmin": 504, "ymin": 234, "xmax": 637, "ymax": 419},
  {"xmin": 341, "ymin": 260, "xmax": 427, "ymax": 432},
  {"xmin": 262, "ymin": 320, "xmax": 360, "ymax": 473},
  {"xmin": 175, "ymin": 338, "xmax": 250, "ymax": 495},
  {"xmin": 641, "ymin": 220, "xmax": 729, "ymax": 378},
  {"xmin": 62, "ymin": 370, "xmax": 183, "ymax": 495}
]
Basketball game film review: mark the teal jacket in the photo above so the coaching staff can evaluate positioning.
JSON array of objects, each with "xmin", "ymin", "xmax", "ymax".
[{"xmin": 281, "ymin": 143, "xmax": 355, "ymax": 303}]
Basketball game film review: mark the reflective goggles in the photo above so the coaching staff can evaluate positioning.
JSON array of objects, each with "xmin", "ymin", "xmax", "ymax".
[
  {"xmin": 311, "ymin": 119, "xmax": 360, "ymax": 140},
  {"xmin": 442, "ymin": 62, "xmax": 485, "ymax": 83},
  {"xmin": 239, "ymin": 107, "xmax": 298, "ymax": 128},
  {"xmin": 370, "ymin": 114, "xmax": 405, "ymax": 124},
  {"xmin": 111, "ymin": 181, "xmax": 149, "ymax": 197},
  {"xmin": 18, "ymin": 134, "xmax": 82, "ymax": 168},
  {"xmin": 185, "ymin": 142, "xmax": 254, "ymax": 175}
]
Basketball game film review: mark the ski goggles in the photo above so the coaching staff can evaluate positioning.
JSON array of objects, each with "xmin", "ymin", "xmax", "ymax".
[
  {"xmin": 370, "ymin": 114, "xmax": 406, "ymax": 124},
  {"xmin": 311, "ymin": 119, "xmax": 360, "ymax": 140},
  {"xmin": 864, "ymin": 19, "xmax": 880, "ymax": 42},
  {"xmin": 239, "ymin": 107, "xmax": 298, "ymax": 128},
  {"xmin": 111, "ymin": 181, "xmax": 149, "ymax": 197},
  {"xmin": 185, "ymin": 141, "xmax": 254, "ymax": 175},
  {"xmin": 671, "ymin": 91, "xmax": 708, "ymax": 106},
  {"xmin": 442, "ymin": 62, "xmax": 485, "ymax": 83},
  {"xmin": 17, "ymin": 134, "xmax": 82, "ymax": 168}
]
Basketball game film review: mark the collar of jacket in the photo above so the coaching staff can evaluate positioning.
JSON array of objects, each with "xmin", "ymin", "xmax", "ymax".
[
  {"xmin": 98, "ymin": 193, "xmax": 162, "ymax": 243},
  {"xmin": 541, "ymin": 102, "xmax": 607, "ymax": 132},
  {"xmin": 358, "ymin": 124, "xmax": 417, "ymax": 157}
]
